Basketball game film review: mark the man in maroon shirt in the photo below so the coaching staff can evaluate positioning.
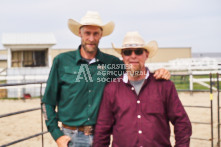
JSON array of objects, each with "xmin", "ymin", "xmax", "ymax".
[{"xmin": 93, "ymin": 32, "xmax": 192, "ymax": 147}]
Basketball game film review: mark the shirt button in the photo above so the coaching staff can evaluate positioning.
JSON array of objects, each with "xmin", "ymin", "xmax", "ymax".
[
  {"xmin": 131, "ymin": 87, "xmax": 135, "ymax": 90},
  {"xmin": 88, "ymin": 118, "xmax": 90, "ymax": 120},
  {"xmin": 89, "ymin": 90, "xmax": 91, "ymax": 93},
  {"xmin": 137, "ymin": 115, "xmax": 141, "ymax": 119},
  {"xmin": 138, "ymin": 130, "xmax": 142, "ymax": 134},
  {"xmin": 96, "ymin": 59, "xmax": 99, "ymax": 62},
  {"xmin": 137, "ymin": 100, "xmax": 140, "ymax": 104}
]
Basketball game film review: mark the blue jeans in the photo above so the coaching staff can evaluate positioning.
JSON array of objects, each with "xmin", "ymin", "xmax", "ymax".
[{"xmin": 62, "ymin": 127, "xmax": 93, "ymax": 147}]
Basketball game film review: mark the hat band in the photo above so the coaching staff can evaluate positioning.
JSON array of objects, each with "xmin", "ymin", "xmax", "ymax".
[{"xmin": 123, "ymin": 44, "xmax": 144, "ymax": 48}]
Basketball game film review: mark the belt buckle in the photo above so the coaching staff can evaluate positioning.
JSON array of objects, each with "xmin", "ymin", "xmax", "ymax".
[{"xmin": 84, "ymin": 126, "xmax": 93, "ymax": 135}]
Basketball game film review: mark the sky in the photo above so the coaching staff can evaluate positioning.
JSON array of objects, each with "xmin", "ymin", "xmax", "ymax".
[{"xmin": 0, "ymin": 0, "xmax": 220, "ymax": 53}]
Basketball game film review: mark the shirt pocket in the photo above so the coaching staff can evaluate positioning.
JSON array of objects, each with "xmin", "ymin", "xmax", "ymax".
[
  {"xmin": 141, "ymin": 99, "xmax": 165, "ymax": 114},
  {"xmin": 61, "ymin": 67, "xmax": 79, "ymax": 83}
]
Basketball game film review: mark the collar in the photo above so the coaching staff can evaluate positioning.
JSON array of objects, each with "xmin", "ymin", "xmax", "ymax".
[
  {"xmin": 123, "ymin": 68, "xmax": 149, "ymax": 83},
  {"xmin": 76, "ymin": 45, "xmax": 106, "ymax": 64},
  {"xmin": 88, "ymin": 58, "xmax": 96, "ymax": 64}
]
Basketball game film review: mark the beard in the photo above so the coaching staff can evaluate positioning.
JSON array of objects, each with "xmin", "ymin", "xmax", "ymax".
[
  {"xmin": 127, "ymin": 64, "xmax": 142, "ymax": 77},
  {"xmin": 82, "ymin": 42, "xmax": 98, "ymax": 54}
]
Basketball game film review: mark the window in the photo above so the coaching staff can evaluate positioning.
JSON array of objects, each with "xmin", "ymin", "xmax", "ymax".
[
  {"xmin": 11, "ymin": 50, "xmax": 47, "ymax": 67},
  {"xmin": 12, "ymin": 51, "xmax": 22, "ymax": 67}
]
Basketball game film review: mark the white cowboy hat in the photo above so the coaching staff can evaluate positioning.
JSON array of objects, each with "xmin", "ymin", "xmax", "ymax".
[
  {"xmin": 112, "ymin": 32, "xmax": 158, "ymax": 58},
  {"xmin": 68, "ymin": 11, "xmax": 115, "ymax": 37}
]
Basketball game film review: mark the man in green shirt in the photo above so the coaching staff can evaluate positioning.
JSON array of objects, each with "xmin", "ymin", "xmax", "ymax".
[{"xmin": 42, "ymin": 11, "xmax": 171, "ymax": 147}]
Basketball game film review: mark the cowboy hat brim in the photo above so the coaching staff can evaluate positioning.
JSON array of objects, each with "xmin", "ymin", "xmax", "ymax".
[
  {"xmin": 68, "ymin": 19, "xmax": 115, "ymax": 37},
  {"xmin": 112, "ymin": 41, "xmax": 158, "ymax": 58}
]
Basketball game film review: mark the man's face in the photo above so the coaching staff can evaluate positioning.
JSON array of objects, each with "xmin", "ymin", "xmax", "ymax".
[
  {"xmin": 121, "ymin": 48, "xmax": 149, "ymax": 77},
  {"xmin": 79, "ymin": 25, "xmax": 103, "ymax": 54}
]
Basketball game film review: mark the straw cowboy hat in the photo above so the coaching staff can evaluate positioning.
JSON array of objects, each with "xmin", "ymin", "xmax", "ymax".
[
  {"xmin": 68, "ymin": 11, "xmax": 115, "ymax": 37},
  {"xmin": 112, "ymin": 32, "xmax": 158, "ymax": 58}
]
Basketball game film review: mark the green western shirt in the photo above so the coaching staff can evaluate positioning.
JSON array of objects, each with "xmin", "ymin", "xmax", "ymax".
[{"xmin": 42, "ymin": 46, "xmax": 124, "ymax": 140}]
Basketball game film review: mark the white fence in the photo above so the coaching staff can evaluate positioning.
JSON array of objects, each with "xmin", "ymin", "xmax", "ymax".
[
  {"xmin": 189, "ymin": 71, "xmax": 221, "ymax": 91},
  {"xmin": 0, "ymin": 75, "xmax": 47, "ymax": 98},
  {"xmin": 0, "ymin": 67, "xmax": 50, "ymax": 98},
  {"xmin": 147, "ymin": 57, "xmax": 221, "ymax": 91},
  {"xmin": 147, "ymin": 57, "xmax": 221, "ymax": 72},
  {"xmin": 0, "ymin": 57, "xmax": 220, "ymax": 98}
]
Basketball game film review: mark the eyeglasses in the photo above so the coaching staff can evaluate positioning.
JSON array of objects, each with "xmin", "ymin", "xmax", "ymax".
[{"xmin": 122, "ymin": 48, "xmax": 145, "ymax": 56}]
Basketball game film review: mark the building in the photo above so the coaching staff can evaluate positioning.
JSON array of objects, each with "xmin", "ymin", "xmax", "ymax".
[{"xmin": 1, "ymin": 33, "xmax": 56, "ymax": 98}]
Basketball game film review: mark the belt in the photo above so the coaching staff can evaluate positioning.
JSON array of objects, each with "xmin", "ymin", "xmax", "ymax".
[{"xmin": 62, "ymin": 124, "xmax": 94, "ymax": 134}]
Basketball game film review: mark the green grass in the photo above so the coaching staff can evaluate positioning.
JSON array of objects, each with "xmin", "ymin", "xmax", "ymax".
[
  {"xmin": 171, "ymin": 75, "xmax": 221, "ymax": 90},
  {"xmin": 0, "ymin": 80, "xmax": 6, "ymax": 84}
]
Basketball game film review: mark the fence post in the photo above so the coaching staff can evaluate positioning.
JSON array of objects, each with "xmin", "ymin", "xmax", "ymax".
[
  {"xmin": 217, "ymin": 73, "xmax": 220, "ymax": 147},
  {"xmin": 210, "ymin": 73, "xmax": 214, "ymax": 147},
  {"xmin": 40, "ymin": 83, "xmax": 44, "ymax": 147},
  {"xmin": 189, "ymin": 71, "xmax": 193, "ymax": 94}
]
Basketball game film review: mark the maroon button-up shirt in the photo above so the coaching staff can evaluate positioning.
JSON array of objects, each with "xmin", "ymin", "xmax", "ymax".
[{"xmin": 93, "ymin": 72, "xmax": 192, "ymax": 147}]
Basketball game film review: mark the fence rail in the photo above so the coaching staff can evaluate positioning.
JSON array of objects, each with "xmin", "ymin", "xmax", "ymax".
[
  {"xmin": 0, "ymin": 107, "xmax": 40, "ymax": 118},
  {"xmin": 0, "ymin": 73, "xmax": 220, "ymax": 146},
  {"xmin": 0, "ymin": 81, "xmax": 46, "ymax": 147},
  {"xmin": 1, "ymin": 132, "xmax": 48, "ymax": 147}
]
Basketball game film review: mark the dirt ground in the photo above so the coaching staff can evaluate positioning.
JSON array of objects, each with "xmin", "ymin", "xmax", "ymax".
[{"xmin": 0, "ymin": 92, "xmax": 220, "ymax": 147}]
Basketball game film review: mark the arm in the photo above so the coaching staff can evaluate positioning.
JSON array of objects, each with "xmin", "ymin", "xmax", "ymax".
[
  {"xmin": 93, "ymin": 86, "xmax": 115, "ymax": 147},
  {"xmin": 166, "ymin": 82, "xmax": 192, "ymax": 147},
  {"xmin": 154, "ymin": 68, "xmax": 171, "ymax": 80},
  {"xmin": 43, "ymin": 104, "xmax": 71, "ymax": 147},
  {"xmin": 42, "ymin": 57, "xmax": 68, "ymax": 144}
]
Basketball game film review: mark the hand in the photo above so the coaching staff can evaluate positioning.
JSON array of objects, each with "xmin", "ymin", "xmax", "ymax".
[
  {"xmin": 56, "ymin": 135, "xmax": 71, "ymax": 147},
  {"xmin": 153, "ymin": 68, "xmax": 171, "ymax": 80}
]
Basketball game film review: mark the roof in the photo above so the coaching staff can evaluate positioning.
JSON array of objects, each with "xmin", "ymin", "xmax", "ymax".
[
  {"xmin": 1, "ymin": 33, "xmax": 56, "ymax": 45},
  {"xmin": 192, "ymin": 52, "xmax": 221, "ymax": 58}
]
